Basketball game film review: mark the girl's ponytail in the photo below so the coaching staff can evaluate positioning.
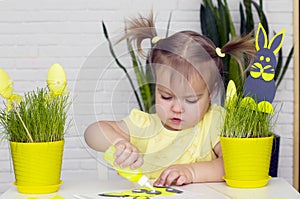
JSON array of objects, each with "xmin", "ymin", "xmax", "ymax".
[
  {"xmin": 217, "ymin": 33, "xmax": 257, "ymax": 79},
  {"xmin": 118, "ymin": 12, "xmax": 157, "ymax": 58}
]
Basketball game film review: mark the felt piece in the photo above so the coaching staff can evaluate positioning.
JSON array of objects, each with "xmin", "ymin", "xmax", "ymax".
[
  {"xmin": 225, "ymin": 80, "xmax": 237, "ymax": 108},
  {"xmin": 51, "ymin": 196, "xmax": 65, "ymax": 199},
  {"xmin": 99, "ymin": 186, "xmax": 182, "ymax": 198},
  {"xmin": 243, "ymin": 23, "xmax": 285, "ymax": 105}
]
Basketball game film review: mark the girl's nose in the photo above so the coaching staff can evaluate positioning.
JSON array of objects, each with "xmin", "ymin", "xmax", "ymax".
[{"xmin": 171, "ymin": 99, "xmax": 184, "ymax": 113}]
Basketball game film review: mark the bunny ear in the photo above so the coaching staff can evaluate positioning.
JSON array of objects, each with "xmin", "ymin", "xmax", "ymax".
[
  {"xmin": 268, "ymin": 29, "xmax": 285, "ymax": 55},
  {"xmin": 256, "ymin": 23, "xmax": 268, "ymax": 51}
]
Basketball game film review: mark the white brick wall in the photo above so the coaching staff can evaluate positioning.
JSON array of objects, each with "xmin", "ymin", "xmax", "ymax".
[{"xmin": 0, "ymin": 0, "xmax": 295, "ymax": 193}]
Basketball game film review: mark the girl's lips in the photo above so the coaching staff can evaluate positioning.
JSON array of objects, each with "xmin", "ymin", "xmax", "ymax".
[{"xmin": 170, "ymin": 118, "xmax": 182, "ymax": 123}]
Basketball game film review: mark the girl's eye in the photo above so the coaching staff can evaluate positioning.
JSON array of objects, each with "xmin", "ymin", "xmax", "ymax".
[
  {"xmin": 186, "ymin": 98, "xmax": 199, "ymax": 104},
  {"xmin": 161, "ymin": 95, "xmax": 172, "ymax": 100}
]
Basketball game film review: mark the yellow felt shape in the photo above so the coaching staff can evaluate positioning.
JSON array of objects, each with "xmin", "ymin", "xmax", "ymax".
[
  {"xmin": 50, "ymin": 196, "xmax": 65, "ymax": 199},
  {"xmin": 47, "ymin": 63, "xmax": 68, "ymax": 96},
  {"xmin": 258, "ymin": 101, "xmax": 274, "ymax": 114},
  {"xmin": 240, "ymin": 97, "xmax": 257, "ymax": 110},
  {"xmin": 100, "ymin": 187, "xmax": 179, "ymax": 198},
  {"xmin": 250, "ymin": 63, "xmax": 275, "ymax": 82},
  {"xmin": 225, "ymin": 80, "xmax": 237, "ymax": 108}
]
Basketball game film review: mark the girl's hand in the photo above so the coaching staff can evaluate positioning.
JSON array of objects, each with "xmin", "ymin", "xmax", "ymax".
[
  {"xmin": 153, "ymin": 164, "xmax": 194, "ymax": 186},
  {"xmin": 113, "ymin": 140, "xmax": 143, "ymax": 169}
]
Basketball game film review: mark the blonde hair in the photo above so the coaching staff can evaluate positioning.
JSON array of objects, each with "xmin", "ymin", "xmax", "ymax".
[{"xmin": 119, "ymin": 12, "xmax": 256, "ymax": 95}]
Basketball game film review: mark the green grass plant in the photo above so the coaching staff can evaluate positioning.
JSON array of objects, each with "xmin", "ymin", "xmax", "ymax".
[
  {"xmin": 221, "ymin": 92, "xmax": 274, "ymax": 138},
  {"xmin": 0, "ymin": 88, "xmax": 71, "ymax": 142}
]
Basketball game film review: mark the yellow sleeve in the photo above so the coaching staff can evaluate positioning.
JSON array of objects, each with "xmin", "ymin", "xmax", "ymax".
[
  {"xmin": 197, "ymin": 104, "xmax": 224, "ymax": 160},
  {"xmin": 122, "ymin": 109, "xmax": 152, "ymax": 153},
  {"xmin": 208, "ymin": 104, "xmax": 225, "ymax": 148}
]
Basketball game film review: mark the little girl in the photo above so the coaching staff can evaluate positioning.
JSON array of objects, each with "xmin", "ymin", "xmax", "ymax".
[{"xmin": 84, "ymin": 13, "xmax": 256, "ymax": 186}]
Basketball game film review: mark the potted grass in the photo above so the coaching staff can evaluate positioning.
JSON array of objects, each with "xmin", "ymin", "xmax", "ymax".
[
  {"xmin": 220, "ymin": 23, "xmax": 285, "ymax": 188},
  {"xmin": 0, "ymin": 64, "xmax": 71, "ymax": 194},
  {"xmin": 200, "ymin": 0, "xmax": 292, "ymax": 178},
  {"xmin": 221, "ymin": 80, "xmax": 275, "ymax": 188}
]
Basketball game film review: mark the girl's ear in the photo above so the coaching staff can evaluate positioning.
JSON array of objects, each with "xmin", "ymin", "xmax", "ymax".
[
  {"xmin": 268, "ymin": 29, "xmax": 286, "ymax": 55},
  {"xmin": 256, "ymin": 23, "xmax": 268, "ymax": 51}
]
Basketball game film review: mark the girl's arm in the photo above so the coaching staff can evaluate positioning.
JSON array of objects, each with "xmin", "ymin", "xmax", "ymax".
[
  {"xmin": 84, "ymin": 120, "xmax": 130, "ymax": 152},
  {"xmin": 84, "ymin": 121, "xmax": 143, "ymax": 169},
  {"xmin": 154, "ymin": 142, "xmax": 224, "ymax": 186},
  {"xmin": 189, "ymin": 142, "xmax": 224, "ymax": 182}
]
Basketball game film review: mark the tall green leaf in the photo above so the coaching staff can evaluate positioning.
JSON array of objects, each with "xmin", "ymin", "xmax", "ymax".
[
  {"xmin": 217, "ymin": 0, "xmax": 229, "ymax": 46},
  {"xmin": 276, "ymin": 47, "xmax": 294, "ymax": 88},
  {"xmin": 243, "ymin": 0, "xmax": 254, "ymax": 35},
  {"xmin": 224, "ymin": 0, "xmax": 236, "ymax": 38},
  {"xmin": 239, "ymin": 3, "xmax": 246, "ymax": 35},
  {"xmin": 102, "ymin": 21, "xmax": 144, "ymax": 111},
  {"xmin": 127, "ymin": 39, "xmax": 152, "ymax": 113},
  {"xmin": 251, "ymin": 0, "xmax": 269, "ymax": 36},
  {"xmin": 200, "ymin": 3, "xmax": 220, "ymax": 47}
]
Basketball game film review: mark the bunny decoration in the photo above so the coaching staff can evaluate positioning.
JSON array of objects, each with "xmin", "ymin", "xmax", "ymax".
[{"xmin": 243, "ymin": 23, "xmax": 285, "ymax": 114}]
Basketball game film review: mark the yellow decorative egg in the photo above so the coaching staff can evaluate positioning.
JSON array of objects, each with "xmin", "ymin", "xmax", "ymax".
[
  {"xmin": 47, "ymin": 64, "xmax": 67, "ymax": 96},
  {"xmin": 0, "ymin": 68, "xmax": 13, "ymax": 99}
]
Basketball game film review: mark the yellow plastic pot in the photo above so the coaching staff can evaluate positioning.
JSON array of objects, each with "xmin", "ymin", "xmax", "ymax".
[
  {"xmin": 10, "ymin": 140, "xmax": 64, "ymax": 194},
  {"xmin": 220, "ymin": 136, "xmax": 273, "ymax": 188}
]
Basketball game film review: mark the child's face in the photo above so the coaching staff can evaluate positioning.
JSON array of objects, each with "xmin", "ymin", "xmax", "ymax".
[{"xmin": 155, "ymin": 67, "xmax": 211, "ymax": 131}]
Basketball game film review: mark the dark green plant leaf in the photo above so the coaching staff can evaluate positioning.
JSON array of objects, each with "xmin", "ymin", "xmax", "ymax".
[
  {"xmin": 102, "ymin": 21, "xmax": 144, "ymax": 111},
  {"xmin": 165, "ymin": 11, "xmax": 172, "ymax": 38},
  {"xmin": 276, "ymin": 46, "xmax": 294, "ymax": 88},
  {"xmin": 275, "ymin": 46, "xmax": 283, "ymax": 81},
  {"xmin": 224, "ymin": 0, "xmax": 236, "ymax": 38},
  {"xmin": 217, "ymin": 0, "xmax": 229, "ymax": 46},
  {"xmin": 243, "ymin": 0, "xmax": 254, "ymax": 35},
  {"xmin": 200, "ymin": 4, "xmax": 220, "ymax": 47},
  {"xmin": 251, "ymin": 0, "xmax": 269, "ymax": 36},
  {"xmin": 127, "ymin": 39, "xmax": 153, "ymax": 112},
  {"xmin": 239, "ymin": 3, "xmax": 246, "ymax": 36},
  {"xmin": 228, "ymin": 57, "xmax": 244, "ymax": 92}
]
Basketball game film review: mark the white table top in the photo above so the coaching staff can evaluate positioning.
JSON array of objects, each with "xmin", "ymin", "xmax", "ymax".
[{"xmin": 0, "ymin": 178, "xmax": 299, "ymax": 199}]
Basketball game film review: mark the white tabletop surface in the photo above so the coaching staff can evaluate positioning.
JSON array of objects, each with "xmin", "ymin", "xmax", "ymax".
[{"xmin": 0, "ymin": 178, "xmax": 299, "ymax": 199}]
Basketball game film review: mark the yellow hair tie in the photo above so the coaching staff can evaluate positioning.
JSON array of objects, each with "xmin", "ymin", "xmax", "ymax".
[
  {"xmin": 151, "ymin": 36, "xmax": 161, "ymax": 44},
  {"xmin": 216, "ymin": 47, "xmax": 225, "ymax": 57}
]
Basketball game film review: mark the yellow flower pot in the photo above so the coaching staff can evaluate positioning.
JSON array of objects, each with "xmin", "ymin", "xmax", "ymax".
[
  {"xmin": 10, "ymin": 140, "xmax": 64, "ymax": 194},
  {"xmin": 220, "ymin": 136, "xmax": 273, "ymax": 188}
]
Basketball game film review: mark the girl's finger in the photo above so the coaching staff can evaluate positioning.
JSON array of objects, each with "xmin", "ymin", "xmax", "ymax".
[
  {"xmin": 176, "ymin": 175, "xmax": 187, "ymax": 186},
  {"xmin": 165, "ymin": 171, "xmax": 179, "ymax": 186},
  {"xmin": 114, "ymin": 143, "xmax": 125, "ymax": 158},
  {"xmin": 130, "ymin": 155, "xmax": 144, "ymax": 169},
  {"xmin": 115, "ymin": 146, "xmax": 132, "ymax": 165},
  {"xmin": 154, "ymin": 169, "xmax": 171, "ymax": 186},
  {"xmin": 119, "ymin": 149, "xmax": 138, "ymax": 168}
]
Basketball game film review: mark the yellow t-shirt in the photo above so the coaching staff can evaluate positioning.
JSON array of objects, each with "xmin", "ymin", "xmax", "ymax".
[{"xmin": 123, "ymin": 104, "xmax": 224, "ymax": 179}]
